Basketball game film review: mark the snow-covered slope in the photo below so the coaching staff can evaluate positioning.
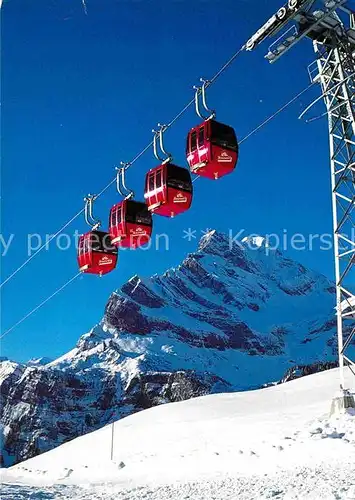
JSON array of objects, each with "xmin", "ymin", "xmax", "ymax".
[
  {"xmin": 1, "ymin": 231, "xmax": 353, "ymax": 467},
  {"xmin": 2, "ymin": 368, "xmax": 354, "ymax": 500}
]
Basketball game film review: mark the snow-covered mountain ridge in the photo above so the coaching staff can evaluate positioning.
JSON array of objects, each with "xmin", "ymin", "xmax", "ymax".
[{"xmin": 1, "ymin": 230, "xmax": 351, "ymax": 467}]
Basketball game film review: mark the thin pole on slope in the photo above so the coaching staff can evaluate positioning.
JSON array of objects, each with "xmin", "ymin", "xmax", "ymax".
[{"xmin": 110, "ymin": 421, "xmax": 115, "ymax": 461}]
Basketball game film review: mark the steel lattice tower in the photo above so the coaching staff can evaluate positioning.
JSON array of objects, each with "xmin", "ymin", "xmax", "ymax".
[
  {"xmin": 311, "ymin": 32, "xmax": 355, "ymax": 387},
  {"xmin": 245, "ymin": 0, "xmax": 355, "ymax": 402}
]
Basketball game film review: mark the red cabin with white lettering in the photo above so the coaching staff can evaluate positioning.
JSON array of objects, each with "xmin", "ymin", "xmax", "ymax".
[
  {"xmin": 109, "ymin": 199, "xmax": 153, "ymax": 248},
  {"xmin": 144, "ymin": 163, "xmax": 193, "ymax": 218},
  {"xmin": 77, "ymin": 231, "xmax": 118, "ymax": 275},
  {"xmin": 186, "ymin": 119, "xmax": 238, "ymax": 180}
]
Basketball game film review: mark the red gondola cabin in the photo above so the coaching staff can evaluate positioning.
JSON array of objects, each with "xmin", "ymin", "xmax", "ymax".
[
  {"xmin": 77, "ymin": 230, "xmax": 118, "ymax": 275},
  {"xmin": 186, "ymin": 119, "xmax": 238, "ymax": 180},
  {"xmin": 144, "ymin": 163, "xmax": 193, "ymax": 217},
  {"xmin": 109, "ymin": 200, "xmax": 153, "ymax": 248}
]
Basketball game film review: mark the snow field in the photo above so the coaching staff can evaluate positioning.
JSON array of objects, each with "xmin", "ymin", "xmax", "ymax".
[{"xmin": 2, "ymin": 367, "xmax": 354, "ymax": 499}]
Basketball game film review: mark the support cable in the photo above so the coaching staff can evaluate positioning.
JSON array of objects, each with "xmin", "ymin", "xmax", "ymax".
[
  {"xmin": 0, "ymin": 273, "xmax": 82, "ymax": 340},
  {"xmin": 0, "ymin": 209, "xmax": 84, "ymax": 289},
  {"xmin": 239, "ymin": 81, "xmax": 316, "ymax": 145}
]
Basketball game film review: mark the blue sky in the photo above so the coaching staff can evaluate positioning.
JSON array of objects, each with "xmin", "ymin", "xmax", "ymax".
[{"xmin": 2, "ymin": 0, "xmax": 338, "ymax": 362}]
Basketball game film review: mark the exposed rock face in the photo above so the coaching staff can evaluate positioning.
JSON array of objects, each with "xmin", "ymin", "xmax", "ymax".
[
  {"xmin": 279, "ymin": 361, "xmax": 339, "ymax": 383},
  {"xmin": 1, "ymin": 231, "xmax": 353, "ymax": 466}
]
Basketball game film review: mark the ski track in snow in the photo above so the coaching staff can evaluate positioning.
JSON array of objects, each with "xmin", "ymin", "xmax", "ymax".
[{"xmin": 2, "ymin": 464, "xmax": 355, "ymax": 500}]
